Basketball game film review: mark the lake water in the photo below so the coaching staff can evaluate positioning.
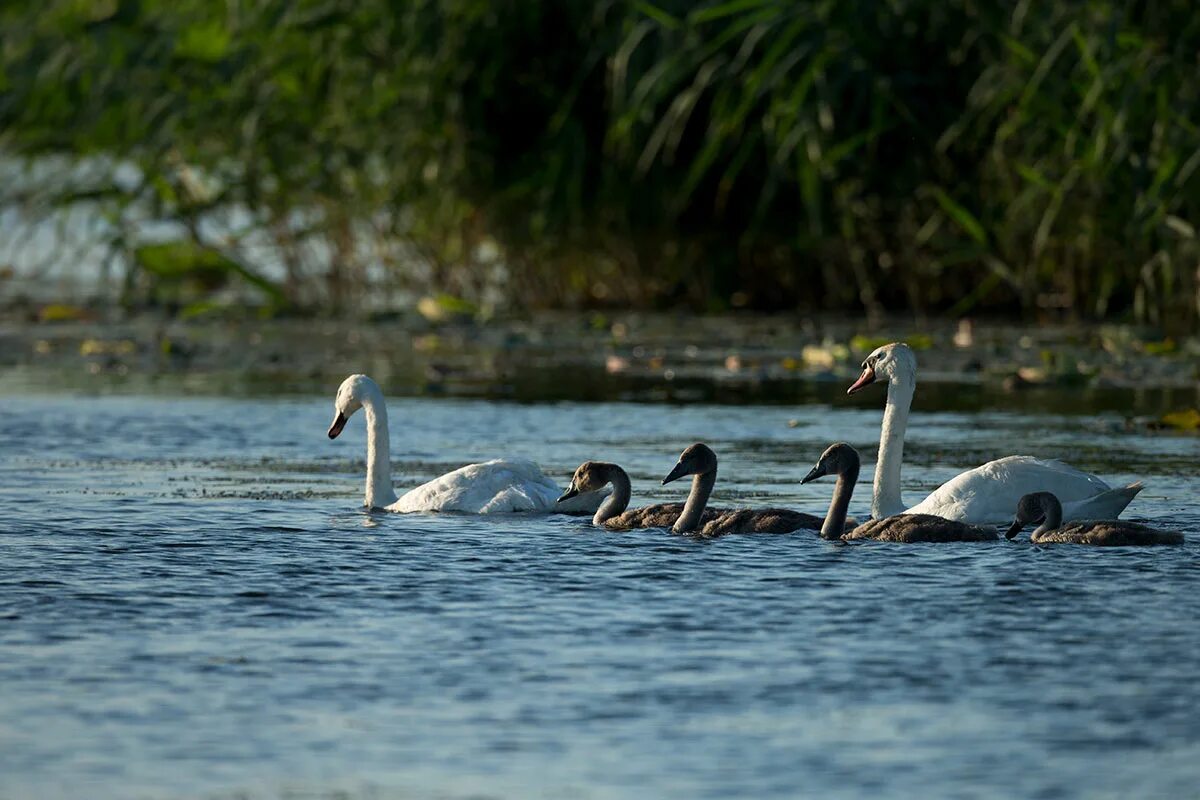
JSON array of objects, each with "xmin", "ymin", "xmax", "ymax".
[{"xmin": 2, "ymin": 387, "xmax": 1198, "ymax": 799}]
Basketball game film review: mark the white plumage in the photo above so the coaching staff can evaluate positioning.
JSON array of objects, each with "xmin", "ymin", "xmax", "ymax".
[
  {"xmin": 389, "ymin": 458, "xmax": 600, "ymax": 514},
  {"xmin": 903, "ymin": 455, "xmax": 1142, "ymax": 524},
  {"xmin": 851, "ymin": 343, "xmax": 1142, "ymax": 525},
  {"xmin": 327, "ymin": 374, "xmax": 605, "ymax": 515}
]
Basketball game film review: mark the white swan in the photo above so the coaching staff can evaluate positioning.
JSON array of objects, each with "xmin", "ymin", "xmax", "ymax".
[
  {"xmin": 327, "ymin": 374, "xmax": 606, "ymax": 514},
  {"xmin": 849, "ymin": 343, "xmax": 1142, "ymax": 524}
]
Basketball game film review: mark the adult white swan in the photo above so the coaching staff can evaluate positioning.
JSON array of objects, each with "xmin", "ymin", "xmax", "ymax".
[
  {"xmin": 327, "ymin": 374, "xmax": 606, "ymax": 514},
  {"xmin": 848, "ymin": 343, "xmax": 1142, "ymax": 524}
]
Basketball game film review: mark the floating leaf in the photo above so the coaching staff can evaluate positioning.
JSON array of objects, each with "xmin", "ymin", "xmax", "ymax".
[
  {"xmin": 1160, "ymin": 409, "xmax": 1200, "ymax": 431},
  {"xmin": 38, "ymin": 303, "xmax": 89, "ymax": 322},
  {"xmin": 1143, "ymin": 338, "xmax": 1176, "ymax": 356}
]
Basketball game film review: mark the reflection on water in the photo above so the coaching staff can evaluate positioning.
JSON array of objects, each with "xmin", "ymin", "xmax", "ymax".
[
  {"xmin": 4, "ymin": 359, "xmax": 1200, "ymax": 418},
  {"xmin": 1, "ymin": 391, "xmax": 1198, "ymax": 799}
]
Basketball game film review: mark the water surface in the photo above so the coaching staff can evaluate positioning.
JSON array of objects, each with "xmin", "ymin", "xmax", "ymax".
[{"xmin": 2, "ymin": 390, "xmax": 1198, "ymax": 799}]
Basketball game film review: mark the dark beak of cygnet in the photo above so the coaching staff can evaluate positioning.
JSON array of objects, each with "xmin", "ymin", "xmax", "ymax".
[
  {"xmin": 327, "ymin": 412, "xmax": 347, "ymax": 439},
  {"xmin": 662, "ymin": 461, "xmax": 688, "ymax": 485},
  {"xmin": 801, "ymin": 464, "xmax": 826, "ymax": 485},
  {"xmin": 847, "ymin": 365, "xmax": 876, "ymax": 395},
  {"xmin": 1004, "ymin": 519, "xmax": 1024, "ymax": 540},
  {"xmin": 558, "ymin": 484, "xmax": 580, "ymax": 502}
]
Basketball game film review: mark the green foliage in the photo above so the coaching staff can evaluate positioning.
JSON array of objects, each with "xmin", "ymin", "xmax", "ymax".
[{"xmin": 0, "ymin": 0, "xmax": 1197, "ymax": 326}]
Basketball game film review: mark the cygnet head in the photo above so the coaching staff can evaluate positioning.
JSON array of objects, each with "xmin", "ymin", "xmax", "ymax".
[
  {"xmin": 847, "ymin": 342, "xmax": 917, "ymax": 395},
  {"xmin": 327, "ymin": 374, "xmax": 378, "ymax": 439},
  {"xmin": 1006, "ymin": 491, "xmax": 1061, "ymax": 540},
  {"xmin": 662, "ymin": 443, "xmax": 718, "ymax": 485},
  {"xmin": 801, "ymin": 442, "xmax": 860, "ymax": 484},
  {"xmin": 559, "ymin": 461, "xmax": 611, "ymax": 502}
]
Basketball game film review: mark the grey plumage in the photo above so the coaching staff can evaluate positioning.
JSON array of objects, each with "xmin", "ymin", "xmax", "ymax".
[
  {"xmin": 663, "ymin": 443, "xmax": 840, "ymax": 536},
  {"xmin": 560, "ymin": 460, "xmax": 725, "ymax": 531},
  {"xmin": 842, "ymin": 513, "xmax": 998, "ymax": 542},
  {"xmin": 1007, "ymin": 491, "xmax": 1182, "ymax": 546},
  {"xmin": 802, "ymin": 442, "xmax": 999, "ymax": 542}
]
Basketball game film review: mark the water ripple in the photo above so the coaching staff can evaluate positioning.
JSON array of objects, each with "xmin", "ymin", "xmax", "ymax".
[{"xmin": 0, "ymin": 395, "xmax": 1197, "ymax": 799}]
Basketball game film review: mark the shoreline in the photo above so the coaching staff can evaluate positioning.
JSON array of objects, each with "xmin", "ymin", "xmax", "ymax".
[{"xmin": 1, "ymin": 313, "xmax": 1197, "ymax": 411}]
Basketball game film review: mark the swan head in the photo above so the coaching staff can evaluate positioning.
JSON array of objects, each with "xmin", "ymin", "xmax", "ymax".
[
  {"xmin": 327, "ymin": 373, "xmax": 377, "ymax": 439},
  {"xmin": 662, "ymin": 443, "xmax": 717, "ymax": 485},
  {"xmin": 1006, "ymin": 491, "xmax": 1061, "ymax": 540},
  {"xmin": 847, "ymin": 342, "xmax": 917, "ymax": 395},
  {"xmin": 801, "ymin": 442, "xmax": 860, "ymax": 484},
  {"xmin": 559, "ymin": 461, "xmax": 612, "ymax": 502}
]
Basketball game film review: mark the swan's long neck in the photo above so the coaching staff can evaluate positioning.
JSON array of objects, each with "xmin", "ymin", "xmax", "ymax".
[
  {"xmin": 673, "ymin": 469, "xmax": 716, "ymax": 533},
  {"xmin": 821, "ymin": 460, "xmax": 860, "ymax": 540},
  {"xmin": 1034, "ymin": 496, "xmax": 1063, "ymax": 537},
  {"xmin": 361, "ymin": 390, "xmax": 399, "ymax": 509},
  {"xmin": 594, "ymin": 464, "xmax": 632, "ymax": 525},
  {"xmin": 873, "ymin": 378, "xmax": 914, "ymax": 519}
]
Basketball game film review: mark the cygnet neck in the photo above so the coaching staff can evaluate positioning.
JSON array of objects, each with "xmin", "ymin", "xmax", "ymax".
[{"xmin": 594, "ymin": 464, "xmax": 633, "ymax": 525}]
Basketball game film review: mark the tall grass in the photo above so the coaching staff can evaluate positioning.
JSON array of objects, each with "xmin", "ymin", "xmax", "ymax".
[{"xmin": 0, "ymin": 0, "xmax": 1196, "ymax": 326}]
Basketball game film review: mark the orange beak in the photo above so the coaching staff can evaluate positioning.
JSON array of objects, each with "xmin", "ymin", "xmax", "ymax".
[{"xmin": 847, "ymin": 365, "xmax": 876, "ymax": 395}]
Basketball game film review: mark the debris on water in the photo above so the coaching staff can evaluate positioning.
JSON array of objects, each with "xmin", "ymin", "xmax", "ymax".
[
  {"xmin": 417, "ymin": 294, "xmax": 477, "ymax": 323},
  {"xmin": 38, "ymin": 303, "xmax": 92, "ymax": 323},
  {"xmin": 605, "ymin": 355, "xmax": 630, "ymax": 373},
  {"xmin": 3, "ymin": 313, "xmax": 1198, "ymax": 399},
  {"xmin": 953, "ymin": 319, "xmax": 974, "ymax": 348},
  {"xmin": 1155, "ymin": 409, "xmax": 1200, "ymax": 431},
  {"xmin": 1143, "ymin": 338, "xmax": 1176, "ymax": 356},
  {"xmin": 80, "ymin": 338, "xmax": 136, "ymax": 357}
]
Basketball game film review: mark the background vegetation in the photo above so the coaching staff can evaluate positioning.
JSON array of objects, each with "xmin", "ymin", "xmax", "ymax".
[{"xmin": 1, "ymin": 0, "xmax": 1198, "ymax": 327}]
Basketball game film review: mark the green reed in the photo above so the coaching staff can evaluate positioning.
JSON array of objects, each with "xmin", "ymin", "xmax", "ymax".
[{"xmin": 0, "ymin": 0, "xmax": 1196, "ymax": 326}]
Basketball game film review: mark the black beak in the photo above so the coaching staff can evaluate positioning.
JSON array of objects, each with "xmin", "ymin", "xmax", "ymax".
[
  {"xmin": 801, "ymin": 464, "xmax": 826, "ymax": 484},
  {"xmin": 1004, "ymin": 520, "xmax": 1024, "ymax": 540},
  {"xmin": 327, "ymin": 412, "xmax": 347, "ymax": 439},
  {"xmin": 662, "ymin": 460, "xmax": 688, "ymax": 485},
  {"xmin": 558, "ymin": 484, "xmax": 580, "ymax": 502}
]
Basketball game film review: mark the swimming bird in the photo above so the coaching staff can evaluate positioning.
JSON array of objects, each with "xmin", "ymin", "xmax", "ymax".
[
  {"xmin": 802, "ymin": 442, "xmax": 999, "ymax": 542},
  {"xmin": 327, "ymin": 374, "xmax": 605, "ymax": 514},
  {"xmin": 661, "ymin": 443, "xmax": 828, "ymax": 536},
  {"xmin": 849, "ymin": 342, "xmax": 1142, "ymax": 524},
  {"xmin": 559, "ymin": 460, "xmax": 725, "ymax": 530},
  {"xmin": 1006, "ymin": 491, "xmax": 1184, "ymax": 546}
]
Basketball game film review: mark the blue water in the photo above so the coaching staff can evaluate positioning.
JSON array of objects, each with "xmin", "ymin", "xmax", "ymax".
[{"xmin": 2, "ymin": 393, "xmax": 1198, "ymax": 799}]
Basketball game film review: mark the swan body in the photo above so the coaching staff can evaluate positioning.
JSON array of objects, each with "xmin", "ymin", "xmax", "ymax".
[
  {"xmin": 803, "ymin": 443, "xmax": 999, "ymax": 543},
  {"xmin": 389, "ymin": 458, "xmax": 595, "ymax": 514},
  {"xmin": 560, "ymin": 460, "xmax": 725, "ymax": 530},
  {"xmin": 661, "ymin": 443, "xmax": 835, "ymax": 537},
  {"xmin": 851, "ymin": 343, "xmax": 1142, "ymax": 524},
  {"xmin": 697, "ymin": 507, "xmax": 827, "ymax": 537},
  {"xmin": 327, "ymin": 374, "xmax": 605, "ymax": 514},
  {"xmin": 1007, "ymin": 492, "xmax": 1183, "ymax": 546},
  {"xmin": 840, "ymin": 514, "xmax": 998, "ymax": 543},
  {"xmin": 904, "ymin": 456, "xmax": 1142, "ymax": 524}
]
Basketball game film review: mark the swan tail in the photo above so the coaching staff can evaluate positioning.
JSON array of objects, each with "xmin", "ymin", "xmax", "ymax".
[{"xmin": 1062, "ymin": 482, "xmax": 1144, "ymax": 522}]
